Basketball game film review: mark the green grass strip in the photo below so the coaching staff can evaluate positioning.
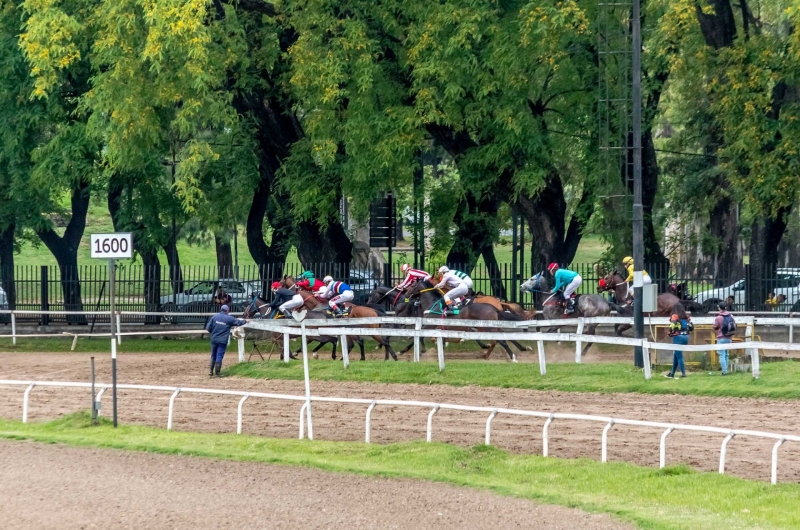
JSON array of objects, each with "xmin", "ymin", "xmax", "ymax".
[
  {"xmin": 1, "ymin": 412, "xmax": 798, "ymax": 530},
  {"xmin": 226, "ymin": 359, "xmax": 800, "ymax": 400}
]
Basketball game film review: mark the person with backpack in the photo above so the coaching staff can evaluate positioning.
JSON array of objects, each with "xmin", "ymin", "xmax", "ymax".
[
  {"xmin": 713, "ymin": 302, "xmax": 736, "ymax": 375},
  {"xmin": 666, "ymin": 303, "xmax": 694, "ymax": 378}
]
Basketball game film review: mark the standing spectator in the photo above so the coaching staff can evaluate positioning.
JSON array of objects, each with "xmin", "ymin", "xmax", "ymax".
[
  {"xmin": 666, "ymin": 303, "xmax": 693, "ymax": 379},
  {"xmin": 765, "ymin": 292, "xmax": 778, "ymax": 311},
  {"xmin": 712, "ymin": 302, "xmax": 736, "ymax": 375},
  {"xmin": 725, "ymin": 295, "xmax": 736, "ymax": 312},
  {"xmin": 776, "ymin": 293, "xmax": 787, "ymax": 310},
  {"xmin": 213, "ymin": 286, "xmax": 233, "ymax": 308},
  {"xmin": 205, "ymin": 305, "xmax": 247, "ymax": 377}
]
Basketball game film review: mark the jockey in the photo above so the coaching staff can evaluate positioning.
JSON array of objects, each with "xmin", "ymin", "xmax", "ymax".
[
  {"xmin": 270, "ymin": 282, "xmax": 304, "ymax": 318},
  {"xmin": 317, "ymin": 275, "xmax": 354, "ymax": 317},
  {"xmin": 622, "ymin": 256, "xmax": 652, "ymax": 300},
  {"xmin": 548, "ymin": 262, "xmax": 581, "ymax": 315},
  {"xmin": 432, "ymin": 266, "xmax": 469, "ymax": 314},
  {"xmin": 296, "ymin": 270, "xmax": 325, "ymax": 292},
  {"xmin": 396, "ymin": 263, "xmax": 431, "ymax": 291}
]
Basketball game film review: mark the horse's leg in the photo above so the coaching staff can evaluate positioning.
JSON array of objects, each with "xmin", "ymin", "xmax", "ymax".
[
  {"xmin": 511, "ymin": 340, "xmax": 532, "ymax": 352},
  {"xmin": 482, "ymin": 341, "xmax": 498, "ymax": 360},
  {"xmin": 498, "ymin": 340, "xmax": 517, "ymax": 363},
  {"xmin": 331, "ymin": 337, "xmax": 338, "ymax": 360},
  {"xmin": 357, "ymin": 338, "xmax": 366, "ymax": 361}
]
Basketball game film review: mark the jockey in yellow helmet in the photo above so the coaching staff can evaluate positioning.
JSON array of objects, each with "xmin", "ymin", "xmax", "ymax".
[{"xmin": 622, "ymin": 256, "xmax": 652, "ymax": 300}]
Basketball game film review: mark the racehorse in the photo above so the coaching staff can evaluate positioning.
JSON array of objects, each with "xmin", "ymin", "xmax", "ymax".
[
  {"xmin": 368, "ymin": 285, "xmax": 529, "ymax": 358},
  {"xmin": 403, "ymin": 280, "xmax": 522, "ymax": 361},
  {"xmin": 345, "ymin": 304, "xmax": 398, "ymax": 361},
  {"xmin": 520, "ymin": 272, "xmax": 619, "ymax": 356},
  {"xmin": 598, "ymin": 271, "xmax": 707, "ymax": 335},
  {"xmin": 244, "ymin": 295, "xmax": 339, "ymax": 360}
]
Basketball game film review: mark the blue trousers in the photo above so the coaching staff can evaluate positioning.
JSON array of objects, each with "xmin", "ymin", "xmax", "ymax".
[
  {"xmin": 717, "ymin": 338, "xmax": 732, "ymax": 374},
  {"xmin": 211, "ymin": 342, "xmax": 227, "ymax": 365},
  {"xmin": 671, "ymin": 334, "xmax": 688, "ymax": 376}
]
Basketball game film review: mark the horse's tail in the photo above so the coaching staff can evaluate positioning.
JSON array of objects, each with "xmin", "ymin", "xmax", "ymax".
[{"xmin": 497, "ymin": 310, "xmax": 523, "ymax": 321}]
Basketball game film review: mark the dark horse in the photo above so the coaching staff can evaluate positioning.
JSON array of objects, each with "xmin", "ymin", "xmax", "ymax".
[
  {"xmin": 401, "ymin": 280, "xmax": 523, "ymax": 362},
  {"xmin": 368, "ymin": 285, "xmax": 530, "ymax": 358},
  {"xmin": 520, "ymin": 272, "xmax": 622, "ymax": 356},
  {"xmin": 244, "ymin": 296, "xmax": 340, "ymax": 360},
  {"xmin": 598, "ymin": 271, "xmax": 707, "ymax": 335}
]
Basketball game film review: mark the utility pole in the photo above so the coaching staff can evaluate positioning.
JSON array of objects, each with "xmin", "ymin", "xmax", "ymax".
[{"xmin": 632, "ymin": 0, "xmax": 645, "ymax": 368}]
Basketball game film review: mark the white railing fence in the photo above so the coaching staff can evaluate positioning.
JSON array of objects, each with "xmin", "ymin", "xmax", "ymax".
[
  {"xmin": 239, "ymin": 315, "xmax": 800, "ymax": 380},
  {"xmin": 1, "ymin": 378, "xmax": 798, "ymax": 485}
]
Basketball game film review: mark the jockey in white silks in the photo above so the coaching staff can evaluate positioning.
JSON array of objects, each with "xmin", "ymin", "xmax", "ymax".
[
  {"xmin": 431, "ymin": 266, "xmax": 470, "ymax": 314},
  {"xmin": 317, "ymin": 276, "xmax": 354, "ymax": 317}
]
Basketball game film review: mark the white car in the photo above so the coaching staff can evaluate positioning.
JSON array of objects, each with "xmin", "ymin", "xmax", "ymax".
[
  {"xmin": 160, "ymin": 278, "xmax": 259, "ymax": 313},
  {"xmin": 0, "ymin": 285, "xmax": 7, "ymax": 310},
  {"xmin": 694, "ymin": 277, "xmax": 800, "ymax": 310}
]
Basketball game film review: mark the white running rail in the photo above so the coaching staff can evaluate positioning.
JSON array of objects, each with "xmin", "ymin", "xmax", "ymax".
[
  {"xmin": 240, "ymin": 315, "xmax": 800, "ymax": 380},
  {"xmin": 1, "ymin": 379, "xmax": 798, "ymax": 485}
]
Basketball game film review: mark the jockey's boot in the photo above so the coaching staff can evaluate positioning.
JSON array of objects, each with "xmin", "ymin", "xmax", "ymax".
[
  {"xmin": 332, "ymin": 305, "xmax": 344, "ymax": 318},
  {"xmin": 283, "ymin": 309, "xmax": 293, "ymax": 319},
  {"xmin": 565, "ymin": 297, "xmax": 576, "ymax": 315}
]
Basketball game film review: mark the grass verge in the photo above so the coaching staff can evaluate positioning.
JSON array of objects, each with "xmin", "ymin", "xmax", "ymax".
[
  {"xmin": 0, "ymin": 412, "xmax": 797, "ymax": 530},
  {"xmin": 226, "ymin": 359, "xmax": 800, "ymax": 400}
]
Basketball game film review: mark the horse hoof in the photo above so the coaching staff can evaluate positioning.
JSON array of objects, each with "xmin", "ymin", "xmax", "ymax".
[
  {"xmin": 512, "ymin": 355, "xmax": 518, "ymax": 363},
  {"xmin": 312, "ymin": 353, "xmax": 318, "ymax": 359}
]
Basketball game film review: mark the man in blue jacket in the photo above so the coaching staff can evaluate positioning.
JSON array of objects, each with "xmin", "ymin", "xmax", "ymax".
[{"xmin": 205, "ymin": 305, "xmax": 247, "ymax": 377}]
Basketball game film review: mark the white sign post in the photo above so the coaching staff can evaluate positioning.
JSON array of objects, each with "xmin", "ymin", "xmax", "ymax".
[{"xmin": 91, "ymin": 233, "xmax": 133, "ymax": 427}]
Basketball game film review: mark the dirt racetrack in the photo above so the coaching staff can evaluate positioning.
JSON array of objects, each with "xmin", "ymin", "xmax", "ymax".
[
  {"xmin": 1, "ymin": 352, "xmax": 800, "ymax": 483},
  {"xmin": 0, "ymin": 440, "xmax": 630, "ymax": 530}
]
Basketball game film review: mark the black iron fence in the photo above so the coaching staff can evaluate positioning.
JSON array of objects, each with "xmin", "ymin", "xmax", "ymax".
[{"xmin": 1, "ymin": 262, "xmax": 798, "ymax": 325}]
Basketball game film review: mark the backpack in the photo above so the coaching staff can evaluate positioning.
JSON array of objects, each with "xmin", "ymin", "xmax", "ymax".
[{"xmin": 721, "ymin": 314, "xmax": 736, "ymax": 337}]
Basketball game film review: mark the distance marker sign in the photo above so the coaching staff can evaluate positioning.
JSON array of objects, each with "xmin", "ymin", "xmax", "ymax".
[{"xmin": 90, "ymin": 233, "xmax": 133, "ymax": 260}]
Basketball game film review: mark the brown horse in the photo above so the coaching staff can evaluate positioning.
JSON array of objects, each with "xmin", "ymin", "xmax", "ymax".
[
  {"xmin": 599, "ymin": 271, "xmax": 694, "ymax": 335},
  {"xmin": 346, "ymin": 305, "xmax": 398, "ymax": 361},
  {"xmin": 244, "ymin": 295, "xmax": 340, "ymax": 360},
  {"xmin": 403, "ymin": 280, "xmax": 523, "ymax": 361}
]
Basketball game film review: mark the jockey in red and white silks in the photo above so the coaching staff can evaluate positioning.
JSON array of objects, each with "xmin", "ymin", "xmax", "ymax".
[
  {"xmin": 433, "ymin": 266, "xmax": 469, "ymax": 308},
  {"xmin": 396, "ymin": 263, "xmax": 431, "ymax": 291}
]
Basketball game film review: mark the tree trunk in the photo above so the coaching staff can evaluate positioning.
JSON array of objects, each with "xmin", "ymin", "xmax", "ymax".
[
  {"xmin": 516, "ymin": 169, "xmax": 593, "ymax": 267},
  {"xmin": 446, "ymin": 192, "xmax": 499, "ymax": 273},
  {"xmin": 0, "ymin": 223, "xmax": 16, "ymax": 314},
  {"xmin": 641, "ymin": 131, "xmax": 666, "ymax": 263},
  {"xmin": 215, "ymin": 232, "xmax": 233, "ymax": 278},
  {"xmin": 296, "ymin": 219, "xmax": 353, "ymax": 267},
  {"xmin": 707, "ymin": 193, "xmax": 742, "ymax": 280},
  {"xmin": 162, "ymin": 235, "xmax": 184, "ymax": 295},
  {"xmin": 36, "ymin": 182, "xmax": 90, "ymax": 324},
  {"xmin": 748, "ymin": 208, "xmax": 791, "ymax": 310},
  {"xmin": 480, "ymin": 244, "xmax": 507, "ymax": 300}
]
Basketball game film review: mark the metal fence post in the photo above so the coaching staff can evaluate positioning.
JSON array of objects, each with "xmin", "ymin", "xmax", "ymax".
[
  {"xmin": 283, "ymin": 332, "xmax": 291, "ymax": 363},
  {"xmin": 436, "ymin": 336, "xmax": 445, "ymax": 372},
  {"xmin": 40, "ymin": 266, "xmax": 49, "ymax": 326},
  {"xmin": 575, "ymin": 318, "xmax": 584, "ymax": 363},
  {"xmin": 537, "ymin": 339, "xmax": 546, "ymax": 375},
  {"xmin": 340, "ymin": 333, "xmax": 349, "ymax": 368},
  {"xmin": 413, "ymin": 318, "xmax": 422, "ymax": 362},
  {"xmin": 11, "ymin": 312, "xmax": 16, "ymax": 345}
]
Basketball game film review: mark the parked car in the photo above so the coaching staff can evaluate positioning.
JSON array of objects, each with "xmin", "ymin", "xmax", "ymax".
[
  {"xmin": 346, "ymin": 269, "xmax": 380, "ymax": 304},
  {"xmin": 0, "ymin": 285, "xmax": 7, "ymax": 310},
  {"xmin": 160, "ymin": 278, "xmax": 258, "ymax": 320},
  {"xmin": 694, "ymin": 275, "xmax": 800, "ymax": 311}
]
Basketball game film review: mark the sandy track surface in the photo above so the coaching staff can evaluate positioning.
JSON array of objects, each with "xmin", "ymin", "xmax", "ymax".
[
  {"xmin": 0, "ymin": 440, "xmax": 628, "ymax": 530},
  {"xmin": 1, "ymin": 352, "xmax": 799, "ymax": 483}
]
